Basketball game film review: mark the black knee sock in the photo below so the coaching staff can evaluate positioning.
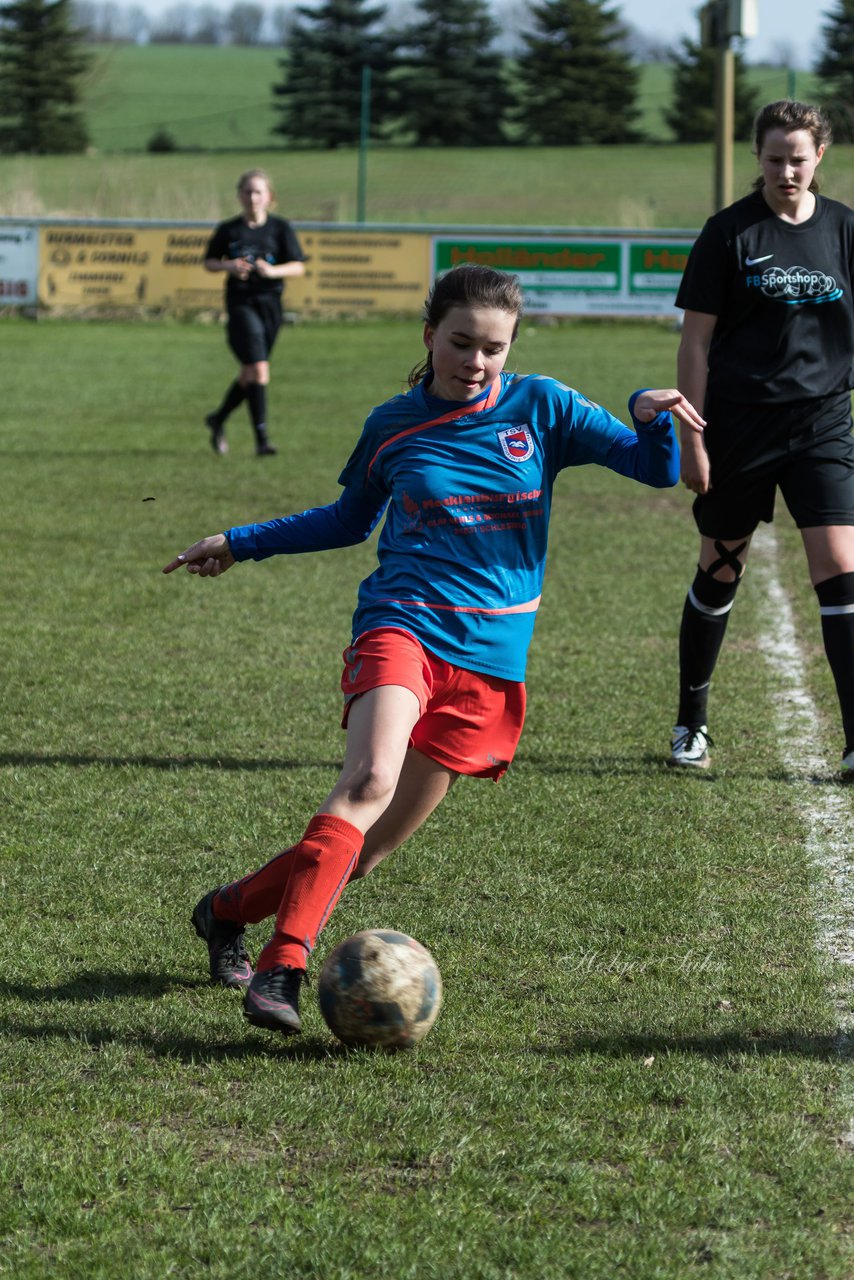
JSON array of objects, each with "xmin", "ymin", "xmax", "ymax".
[
  {"xmin": 815, "ymin": 571, "xmax": 854, "ymax": 753},
  {"xmin": 677, "ymin": 566, "xmax": 742, "ymax": 728},
  {"xmin": 245, "ymin": 383, "xmax": 269, "ymax": 444},
  {"xmin": 214, "ymin": 379, "xmax": 246, "ymax": 424}
]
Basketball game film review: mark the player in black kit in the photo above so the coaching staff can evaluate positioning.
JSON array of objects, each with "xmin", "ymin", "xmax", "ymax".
[
  {"xmin": 204, "ymin": 169, "xmax": 306, "ymax": 456},
  {"xmin": 670, "ymin": 100, "xmax": 854, "ymax": 775}
]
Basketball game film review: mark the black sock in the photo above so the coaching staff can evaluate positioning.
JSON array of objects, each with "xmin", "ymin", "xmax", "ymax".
[
  {"xmin": 214, "ymin": 379, "xmax": 246, "ymax": 425},
  {"xmin": 815, "ymin": 571, "xmax": 854, "ymax": 753},
  {"xmin": 245, "ymin": 384, "xmax": 268, "ymax": 444},
  {"xmin": 676, "ymin": 566, "xmax": 741, "ymax": 728}
]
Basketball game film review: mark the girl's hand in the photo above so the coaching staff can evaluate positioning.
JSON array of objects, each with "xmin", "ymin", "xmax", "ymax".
[
  {"xmin": 634, "ymin": 389, "xmax": 706, "ymax": 433},
  {"xmin": 253, "ymin": 258, "xmax": 274, "ymax": 278},
  {"xmin": 230, "ymin": 257, "xmax": 253, "ymax": 280},
  {"xmin": 162, "ymin": 534, "xmax": 235, "ymax": 577}
]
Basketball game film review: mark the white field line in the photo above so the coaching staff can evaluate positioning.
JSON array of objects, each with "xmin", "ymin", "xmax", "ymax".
[{"xmin": 751, "ymin": 525, "xmax": 854, "ymax": 1144}]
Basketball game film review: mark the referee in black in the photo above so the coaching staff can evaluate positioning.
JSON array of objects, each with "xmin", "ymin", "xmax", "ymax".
[{"xmin": 204, "ymin": 169, "xmax": 306, "ymax": 456}]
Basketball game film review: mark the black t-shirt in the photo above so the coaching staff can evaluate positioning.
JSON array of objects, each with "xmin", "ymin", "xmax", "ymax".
[
  {"xmin": 205, "ymin": 213, "xmax": 305, "ymax": 303},
  {"xmin": 676, "ymin": 190, "xmax": 854, "ymax": 404}
]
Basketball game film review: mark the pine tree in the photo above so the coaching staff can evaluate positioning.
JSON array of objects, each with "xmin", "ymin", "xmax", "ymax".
[
  {"xmin": 273, "ymin": 0, "xmax": 390, "ymax": 148},
  {"xmin": 0, "ymin": 0, "xmax": 90, "ymax": 153},
  {"xmin": 514, "ymin": 0, "xmax": 641, "ymax": 145},
  {"xmin": 392, "ymin": 0, "xmax": 511, "ymax": 145},
  {"xmin": 815, "ymin": 0, "xmax": 854, "ymax": 143},
  {"xmin": 665, "ymin": 37, "xmax": 757, "ymax": 143}
]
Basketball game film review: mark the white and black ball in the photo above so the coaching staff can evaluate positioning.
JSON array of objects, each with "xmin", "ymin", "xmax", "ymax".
[{"xmin": 318, "ymin": 930, "xmax": 443, "ymax": 1049}]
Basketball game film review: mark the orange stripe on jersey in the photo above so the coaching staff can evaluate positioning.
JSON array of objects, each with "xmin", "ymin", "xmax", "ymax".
[
  {"xmin": 366, "ymin": 377, "xmax": 502, "ymax": 481},
  {"xmin": 372, "ymin": 594, "xmax": 541, "ymax": 617}
]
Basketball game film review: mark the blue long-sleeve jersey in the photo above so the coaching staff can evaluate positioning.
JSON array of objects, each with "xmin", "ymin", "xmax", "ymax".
[{"xmin": 226, "ymin": 373, "xmax": 678, "ymax": 681}]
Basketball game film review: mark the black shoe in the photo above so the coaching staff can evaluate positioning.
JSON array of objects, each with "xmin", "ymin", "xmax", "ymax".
[
  {"xmin": 255, "ymin": 440, "xmax": 277, "ymax": 456},
  {"xmin": 243, "ymin": 965, "xmax": 304, "ymax": 1035},
  {"xmin": 205, "ymin": 413, "xmax": 228, "ymax": 455},
  {"xmin": 191, "ymin": 889, "xmax": 253, "ymax": 989}
]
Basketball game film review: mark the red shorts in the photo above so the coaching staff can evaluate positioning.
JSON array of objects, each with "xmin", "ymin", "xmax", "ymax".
[{"xmin": 340, "ymin": 627, "xmax": 526, "ymax": 780}]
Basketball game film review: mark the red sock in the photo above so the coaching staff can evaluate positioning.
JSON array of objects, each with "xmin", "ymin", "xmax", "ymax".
[
  {"xmin": 212, "ymin": 846, "xmax": 297, "ymax": 925},
  {"xmin": 255, "ymin": 813, "xmax": 363, "ymax": 972}
]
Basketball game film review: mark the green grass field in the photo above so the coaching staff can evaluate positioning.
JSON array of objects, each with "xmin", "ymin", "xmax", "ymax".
[
  {"xmin": 0, "ymin": 48, "xmax": 843, "ymax": 230},
  {"xmin": 2, "ymin": 313, "xmax": 853, "ymax": 1277}
]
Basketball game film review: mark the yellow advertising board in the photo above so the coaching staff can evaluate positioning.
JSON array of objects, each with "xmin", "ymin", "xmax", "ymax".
[
  {"xmin": 35, "ymin": 222, "xmax": 688, "ymax": 317},
  {"xmin": 38, "ymin": 222, "xmax": 432, "ymax": 314},
  {"xmin": 38, "ymin": 224, "xmax": 221, "ymax": 308},
  {"xmin": 288, "ymin": 229, "xmax": 431, "ymax": 315}
]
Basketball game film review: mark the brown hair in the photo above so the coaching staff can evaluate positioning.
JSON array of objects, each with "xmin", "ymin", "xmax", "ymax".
[
  {"xmin": 752, "ymin": 100, "xmax": 832, "ymax": 192},
  {"xmin": 408, "ymin": 264, "xmax": 524, "ymax": 388},
  {"xmin": 237, "ymin": 168, "xmax": 276, "ymax": 202}
]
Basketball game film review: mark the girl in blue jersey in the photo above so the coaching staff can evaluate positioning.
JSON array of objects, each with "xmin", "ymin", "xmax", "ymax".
[
  {"xmin": 163, "ymin": 264, "xmax": 704, "ymax": 1036},
  {"xmin": 203, "ymin": 169, "xmax": 306, "ymax": 456},
  {"xmin": 670, "ymin": 100, "xmax": 854, "ymax": 773}
]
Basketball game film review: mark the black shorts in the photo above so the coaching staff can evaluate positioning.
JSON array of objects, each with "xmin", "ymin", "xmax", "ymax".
[
  {"xmin": 693, "ymin": 391, "xmax": 854, "ymax": 537},
  {"xmin": 226, "ymin": 293, "xmax": 282, "ymax": 365}
]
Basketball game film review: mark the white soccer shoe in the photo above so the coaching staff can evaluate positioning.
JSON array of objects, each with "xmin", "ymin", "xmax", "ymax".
[{"xmin": 669, "ymin": 725, "xmax": 712, "ymax": 769}]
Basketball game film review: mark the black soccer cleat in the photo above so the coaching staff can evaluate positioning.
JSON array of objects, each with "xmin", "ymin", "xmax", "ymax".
[
  {"xmin": 205, "ymin": 412, "xmax": 228, "ymax": 455},
  {"xmin": 255, "ymin": 440, "xmax": 277, "ymax": 456},
  {"xmin": 243, "ymin": 965, "xmax": 304, "ymax": 1035},
  {"xmin": 191, "ymin": 889, "xmax": 253, "ymax": 989}
]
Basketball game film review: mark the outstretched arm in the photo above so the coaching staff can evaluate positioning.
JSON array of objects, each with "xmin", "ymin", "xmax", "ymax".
[{"xmin": 162, "ymin": 484, "xmax": 388, "ymax": 578}]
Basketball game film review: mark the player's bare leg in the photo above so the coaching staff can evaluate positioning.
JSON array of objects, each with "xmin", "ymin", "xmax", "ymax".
[
  {"xmin": 202, "ymin": 740, "xmax": 454, "ymax": 970},
  {"xmin": 801, "ymin": 524, "xmax": 854, "ymax": 583},
  {"xmin": 243, "ymin": 685, "xmax": 423, "ymax": 1033},
  {"xmin": 196, "ymin": 685, "xmax": 422, "ymax": 978},
  {"xmin": 320, "ymin": 684, "xmax": 424, "ymax": 833},
  {"xmin": 240, "ymin": 359, "xmax": 270, "ymax": 388},
  {"xmin": 350, "ymin": 749, "xmax": 458, "ymax": 880}
]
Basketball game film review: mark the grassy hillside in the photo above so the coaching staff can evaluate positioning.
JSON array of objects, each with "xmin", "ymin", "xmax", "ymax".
[
  {"xmin": 83, "ymin": 44, "xmax": 282, "ymax": 153},
  {"xmin": 0, "ymin": 49, "xmax": 840, "ymax": 230},
  {"xmin": 2, "ymin": 140, "xmax": 852, "ymax": 229},
  {"xmin": 78, "ymin": 45, "xmax": 826, "ymax": 154},
  {"xmin": 637, "ymin": 63, "xmax": 822, "ymax": 142}
]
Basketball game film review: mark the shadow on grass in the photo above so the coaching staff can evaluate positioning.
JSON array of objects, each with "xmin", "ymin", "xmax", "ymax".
[
  {"xmin": 2, "ymin": 751, "xmax": 846, "ymax": 788},
  {"xmin": 2, "ymin": 1016, "xmax": 343, "ymax": 1063},
  {"xmin": 0, "ymin": 971, "xmax": 350, "ymax": 1062},
  {"xmin": 0, "ymin": 970, "xmax": 414, "ymax": 1063},
  {"xmin": 0, "ymin": 751, "xmax": 341, "ymax": 772},
  {"xmin": 0, "ymin": 970, "xmax": 204, "ymax": 1002},
  {"xmin": 3, "ymin": 972, "xmax": 848, "ymax": 1064},
  {"xmin": 515, "ymin": 751, "xmax": 846, "ymax": 787},
  {"xmin": 544, "ymin": 1029, "xmax": 849, "ymax": 1061},
  {"xmin": 4, "ymin": 1013, "xmax": 847, "ymax": 1066}
]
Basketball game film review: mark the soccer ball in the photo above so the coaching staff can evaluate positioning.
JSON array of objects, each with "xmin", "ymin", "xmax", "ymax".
[{"xmin": 318, "ymin": 930, "xmax": 443, "ymax": 1049}]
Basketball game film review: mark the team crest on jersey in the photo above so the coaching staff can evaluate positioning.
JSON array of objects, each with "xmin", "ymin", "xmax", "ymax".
[{"xmin": 497, "ymin": 426, "xmax": 534, "ymax": 462}]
